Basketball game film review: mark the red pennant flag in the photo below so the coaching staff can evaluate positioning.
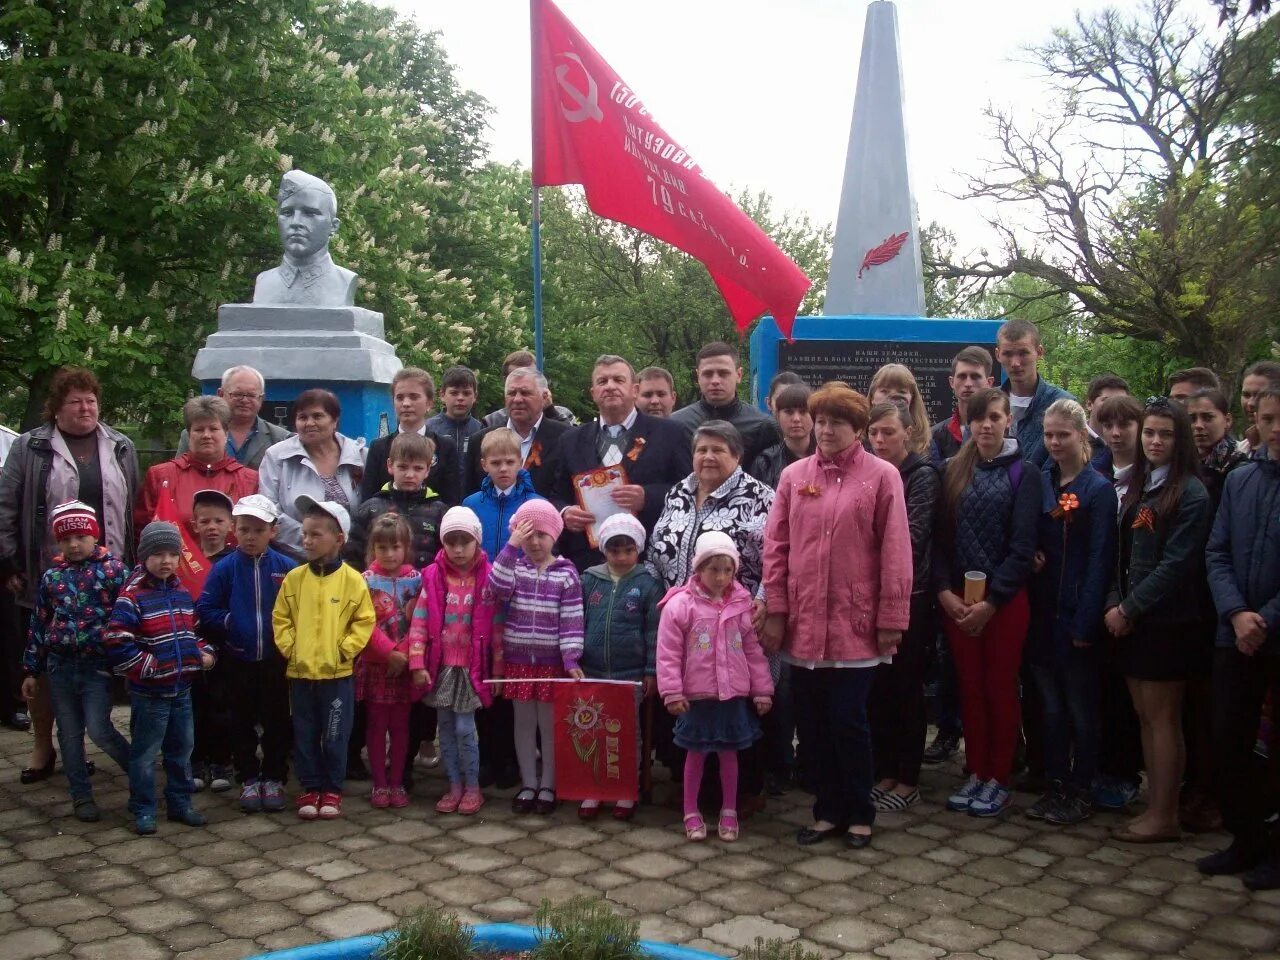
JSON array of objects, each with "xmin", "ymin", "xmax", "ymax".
[
  {"xmin": 531, "ymin": 0, "xmax": 811, "ymax": 338},
  {"xmin": 153, "ymin": 481, "xmax": 210, "ymax": 597},
  {"xmin": 552, "ymin": 680, "xmax": 639, "ymax": 802}
]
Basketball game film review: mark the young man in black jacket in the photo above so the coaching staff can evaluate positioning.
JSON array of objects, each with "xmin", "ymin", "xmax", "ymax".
[{"xmin": 670, "ymin": 342, "xmax": 780, "ymax": 469}]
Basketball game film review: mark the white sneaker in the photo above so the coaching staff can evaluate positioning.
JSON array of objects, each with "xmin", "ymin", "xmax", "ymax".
[
  {"xmin": 969, "ymin": 779, "xmax": 1012, "ymax": 818},
  {"xmin": 947, "ymin": 774, "xmax": 983, "ymax": 812}
]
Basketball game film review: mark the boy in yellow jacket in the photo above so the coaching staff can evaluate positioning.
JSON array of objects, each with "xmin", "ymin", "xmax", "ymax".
[{"xmin": 273, "ymin": 497, "xmax": 374, "ymax": 820}]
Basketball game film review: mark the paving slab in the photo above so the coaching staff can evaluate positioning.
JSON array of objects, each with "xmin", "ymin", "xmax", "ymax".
[{"xmin": 2, "ymin": 719, "xmax": 1276, "ymax": 960}]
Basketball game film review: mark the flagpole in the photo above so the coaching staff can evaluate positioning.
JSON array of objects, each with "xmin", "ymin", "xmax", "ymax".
[
  {"xmin": 532, "ymin": 184, "xmax": 544, "ymax": 371},
  {"xmin": 530, "ymin": 0, "xmax": 544, "ymax": 372}
]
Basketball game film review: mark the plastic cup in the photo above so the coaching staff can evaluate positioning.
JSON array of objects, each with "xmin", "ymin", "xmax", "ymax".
[{"xmin": 963, "ymin": 571, "xmax": 988, "ymax": 604}]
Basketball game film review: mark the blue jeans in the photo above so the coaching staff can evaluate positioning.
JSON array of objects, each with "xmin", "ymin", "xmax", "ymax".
[
  {"xmin": 290, "ymin": 677, "xmax": 354, "ymax": 793},
  {"xmin": 128, "ymin": 689, "xmax": 195, "ymax": 818},
  {"xmin": 47, "ymin": 655, "xmax": 130, "ymax": 801},
  {"xmin": 437, "ymin": 708, "xmax": 480, "ymax": 788},
  {"xmin": 792, "ymin": 665, "xmax": 877, "ymax": 828},
  {"xmin": 1029, "ymin": 647, "xmax": 1101, "ymax": 790}
]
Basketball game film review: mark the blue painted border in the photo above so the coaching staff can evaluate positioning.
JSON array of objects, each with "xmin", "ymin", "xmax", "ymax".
[
  {"xmin": 748, "ymin": 314, "xmax": 1004, "ymax": 410},
  {"xmin": 246, "ymin": 922, "xmax": 726, "ymax": 960}
]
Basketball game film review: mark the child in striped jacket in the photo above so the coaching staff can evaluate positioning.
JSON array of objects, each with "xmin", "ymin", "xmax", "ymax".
[
  {"xmin": 105, "ymin": 521, "xmax": 214, "ymax": 835},
  {"xmin": 486, "ymin": 499, "xmax": 584, "ymax": 815}
]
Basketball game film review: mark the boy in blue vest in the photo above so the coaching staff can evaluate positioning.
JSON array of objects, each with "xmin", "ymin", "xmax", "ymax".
[{"xmin": 196, "ymin": 494, "xmax": 297, "ymax": 813}]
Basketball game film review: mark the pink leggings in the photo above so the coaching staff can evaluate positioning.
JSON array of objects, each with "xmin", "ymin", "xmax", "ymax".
[
  {"xmin": 366, "ymin": 701, "xmax": 411, "ymax": 790},
  {"xmin": 683, "ymin": 750, "xmax": 739, "ymax": 817}
]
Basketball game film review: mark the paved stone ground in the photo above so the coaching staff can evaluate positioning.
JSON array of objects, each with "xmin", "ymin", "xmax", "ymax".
[{"xmin": 1, "ymin": 714, "xmax": 1278, "ymax": 960}]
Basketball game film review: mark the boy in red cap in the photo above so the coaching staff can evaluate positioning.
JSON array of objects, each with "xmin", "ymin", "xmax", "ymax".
[{"xmin": 21, "ymin": 501, "xmax": 132, "ymax": 821}]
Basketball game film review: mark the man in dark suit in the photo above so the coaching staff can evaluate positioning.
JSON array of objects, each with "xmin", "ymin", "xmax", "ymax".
[
  {"xmin": 553, "ymin": 355, "xmax": 692, "ymax": 571},
  {"xmin": 361, "ymin": 367, "xmax": 461, "ymax": 506},
  {"xmin": 465, "ymin": 368, "xmax": 569, "ymax": 498}
]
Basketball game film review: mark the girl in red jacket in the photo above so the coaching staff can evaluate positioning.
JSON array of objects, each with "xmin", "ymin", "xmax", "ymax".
[{"xmin": 657, "ymin": 531, "xmax": 773, "ymax": 843}]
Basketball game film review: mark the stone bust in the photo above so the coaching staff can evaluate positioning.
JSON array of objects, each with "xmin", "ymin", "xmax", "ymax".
[{"xmin": 252, "ymin": 170, "xmax": 358, "ymax": 307}]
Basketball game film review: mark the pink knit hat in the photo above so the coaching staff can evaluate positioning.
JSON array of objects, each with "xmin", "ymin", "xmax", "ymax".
[
  {"xmin": 509, "ymin": 498, "xmax": 564, "ymax": 540},
  {"xmin": 440, "ymin": 506, "xmax": 483, "ymax": 543},
  {"xmin": 691, "ymin": 531, "xmax": 739, "ymax": 574}
]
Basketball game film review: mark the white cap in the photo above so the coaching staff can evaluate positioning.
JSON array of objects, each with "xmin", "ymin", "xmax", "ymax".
[
  {"xmin": 596, "ymin": 513, "xmax": 646, "ymax": 553},
  {"xmin": 232, "ymin": 494, "xmax": 280, "ymax": 524},
  {"xmin": 295, "ymin": 495, "xmax": 351, "ymax": 537}
]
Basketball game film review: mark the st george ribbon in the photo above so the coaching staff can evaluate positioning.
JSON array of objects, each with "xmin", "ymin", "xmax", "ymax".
[{"xmin": 531, "ymin": 0, "xmax": 811, "ymax": 339}]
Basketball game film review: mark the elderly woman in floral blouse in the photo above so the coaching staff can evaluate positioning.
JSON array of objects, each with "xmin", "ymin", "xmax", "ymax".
[{"xmin": 648, "ymin": 421, "xmax": 774, "ymax": 595}]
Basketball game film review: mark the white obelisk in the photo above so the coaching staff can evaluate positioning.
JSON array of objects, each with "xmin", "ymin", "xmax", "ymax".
[{"xmin": 823, "ymin": 1, "xmax": 926, "ymax": 317}]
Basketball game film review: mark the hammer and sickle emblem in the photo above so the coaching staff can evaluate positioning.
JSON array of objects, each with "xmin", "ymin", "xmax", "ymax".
[{"xmin": 555, "ymin": 53, "xmax": 603, "ymax": 124}]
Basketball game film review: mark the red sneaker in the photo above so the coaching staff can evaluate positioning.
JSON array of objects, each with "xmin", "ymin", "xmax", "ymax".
[
  {"xmin": 296, "ymin": 792, "xmax": 320, "ymax": 820},
  {"xmin": 318, "ymin": 792, "xmax": 342, "ymax": 819}
]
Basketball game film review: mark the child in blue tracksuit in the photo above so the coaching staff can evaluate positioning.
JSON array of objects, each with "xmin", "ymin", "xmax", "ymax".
[
  {"xmin": 106, "ymin": 521, "xmax": 214, "ymax": 835},
  {"xmin": 20, "ymin": 501, "xmax": 132, "ymax": 822},
  {"xmin": 196, "ymin": 494, "xmax": 297, "ymax": 813}
]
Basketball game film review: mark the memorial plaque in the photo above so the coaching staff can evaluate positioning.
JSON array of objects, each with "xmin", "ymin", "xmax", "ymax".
[{"xmin": 778, "ymin": 339, "xmax": 1001, "ymax": 426}]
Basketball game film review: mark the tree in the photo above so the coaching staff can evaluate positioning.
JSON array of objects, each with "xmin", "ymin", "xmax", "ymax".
[
  {"xmin": 931, "ymin": 0, "xmax": 1280, "ymax": 396},
  {"xmin": 0, "ymin": 0, "xmax": 526, "ymax": 433}
]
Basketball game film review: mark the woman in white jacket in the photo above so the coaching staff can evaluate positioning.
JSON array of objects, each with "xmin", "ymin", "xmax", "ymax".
[{"xmin": 258, "ymin": 389, "xmax": 366, "ymax": 557}]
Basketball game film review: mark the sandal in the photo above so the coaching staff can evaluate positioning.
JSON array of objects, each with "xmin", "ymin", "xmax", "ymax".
[
  {"xmin": 511, "ymin": 788, "xmax": 537, "ymax": 814},
  {"xmin": 684, "ymin": 813, "xmax": 707, "ymax": 842},
  {"xmin": 534, "ymin": 788, "xmax": 557, "ymax": 815},
  {"xmin": 718, "ymin": 809, "xmax": 739, "ymax": 842}
]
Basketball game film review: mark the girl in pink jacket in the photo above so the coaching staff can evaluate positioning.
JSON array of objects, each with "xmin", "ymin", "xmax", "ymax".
[
  {"xmin": 657, "ymin": 531, "xmax": 773, "ymax": 843},
  {"xmin": 407, "ymin": 507, "xmax": 498, "ymax": 816},
  {"xmin": 356, "ymin": 515, "xmax": 424, "ymax": 810}
]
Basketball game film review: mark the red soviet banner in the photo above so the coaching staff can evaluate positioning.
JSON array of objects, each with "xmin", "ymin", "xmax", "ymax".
[
  {"xmin": 153, "ymin": 481, "xmax": 210, "ymax": 598},
  {"xmin": 552, "ymin": 680, "xmax": 639, "ymax": 803},
  {"xmin": 531, "ymin": 0, "xmax": 811, "ymax": 339}
]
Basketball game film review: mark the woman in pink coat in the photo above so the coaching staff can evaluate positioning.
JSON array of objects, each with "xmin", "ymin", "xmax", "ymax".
[
  {"xmin": 762, "ymin": 382, "xmax": 913, "ymax": 849},
  {"xmin": 657, "ymin": 531, "xmax": 773, "ymax": 843}
]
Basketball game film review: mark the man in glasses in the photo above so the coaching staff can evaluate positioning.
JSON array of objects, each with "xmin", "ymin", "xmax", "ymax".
[{"xmin": 178, "ymin": 365, "xmax": 291, "ymax": 470}]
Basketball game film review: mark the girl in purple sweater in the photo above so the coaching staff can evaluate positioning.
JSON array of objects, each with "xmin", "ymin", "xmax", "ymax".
[{"xmin": 487, "ymin": 499, "xmax": 584, "ymax": 815}]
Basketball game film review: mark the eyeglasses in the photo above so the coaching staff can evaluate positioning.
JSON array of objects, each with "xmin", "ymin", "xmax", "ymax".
[{"xmin": 226, "ymin": 392, "xmax": 263, "ymax": 402}]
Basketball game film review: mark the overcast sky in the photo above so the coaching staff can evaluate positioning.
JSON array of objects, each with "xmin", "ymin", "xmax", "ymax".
[{"xmin": 388, "ymin": 0, "xmax": 1208, "ymax": 252}]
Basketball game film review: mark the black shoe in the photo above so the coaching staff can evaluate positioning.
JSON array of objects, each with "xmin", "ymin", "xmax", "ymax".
[
  {"xmin": 4, "ymin": 710, "xmax": 30, "ymax": 731},
  {"xmin": 512, "ymin": 788, "xmax": 536, "ymax": 814},
  {"xmin": 765, "ymin": 773, "xmax": 789, "ymax": 798},
  {"xmin": 167, "ymin": 807, "xmax": 207, "ymax": 827},
  {"xmin": 20, "ymin": 751, "xmax": 56, "ymax": 784},
  {"xmin": 922, "ymin": 734, "xmax": 959, "ymax": 765},
  {"xmin": 1242, "ymin": 858, "xmax": 1280, "ymax": 891},
  {"xmin": 495, "ymin": 763, "xmax": 520, "ymax": 790},
  {"xmin": 1197, "ymin": 844, "xmax": 1262, "ymax": 877},
  {"xmin": 73, "ymin": 798, "xmax": 100, "ymax": 822},
  {"xmin": 845, "ymin": 830, "xmax": 872, "ymax": 850},
  {"xmin": 346, "ymin": 756, "xmax": 370, "ymax": 781},
  {"xmin": 796, "ymin": 823, "xmax": 845, "ymax": 846}
]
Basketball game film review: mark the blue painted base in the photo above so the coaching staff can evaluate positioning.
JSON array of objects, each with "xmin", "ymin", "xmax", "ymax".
[
  {"xmin": 749, "ymin": 314, "xmax": 1005, "ymax": 423},
  {"xmin": 200, "ymin": 379, "xmax": 394, "ymax": 446},
  {"xmin": 246, "ymin": 922, "xmax": 725, "ymax": 960}
]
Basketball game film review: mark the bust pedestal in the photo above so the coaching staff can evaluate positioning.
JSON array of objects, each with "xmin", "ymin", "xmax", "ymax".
[{"xmin": 192, "ymin": 304, "xmax": 402, "ymax": 442}]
